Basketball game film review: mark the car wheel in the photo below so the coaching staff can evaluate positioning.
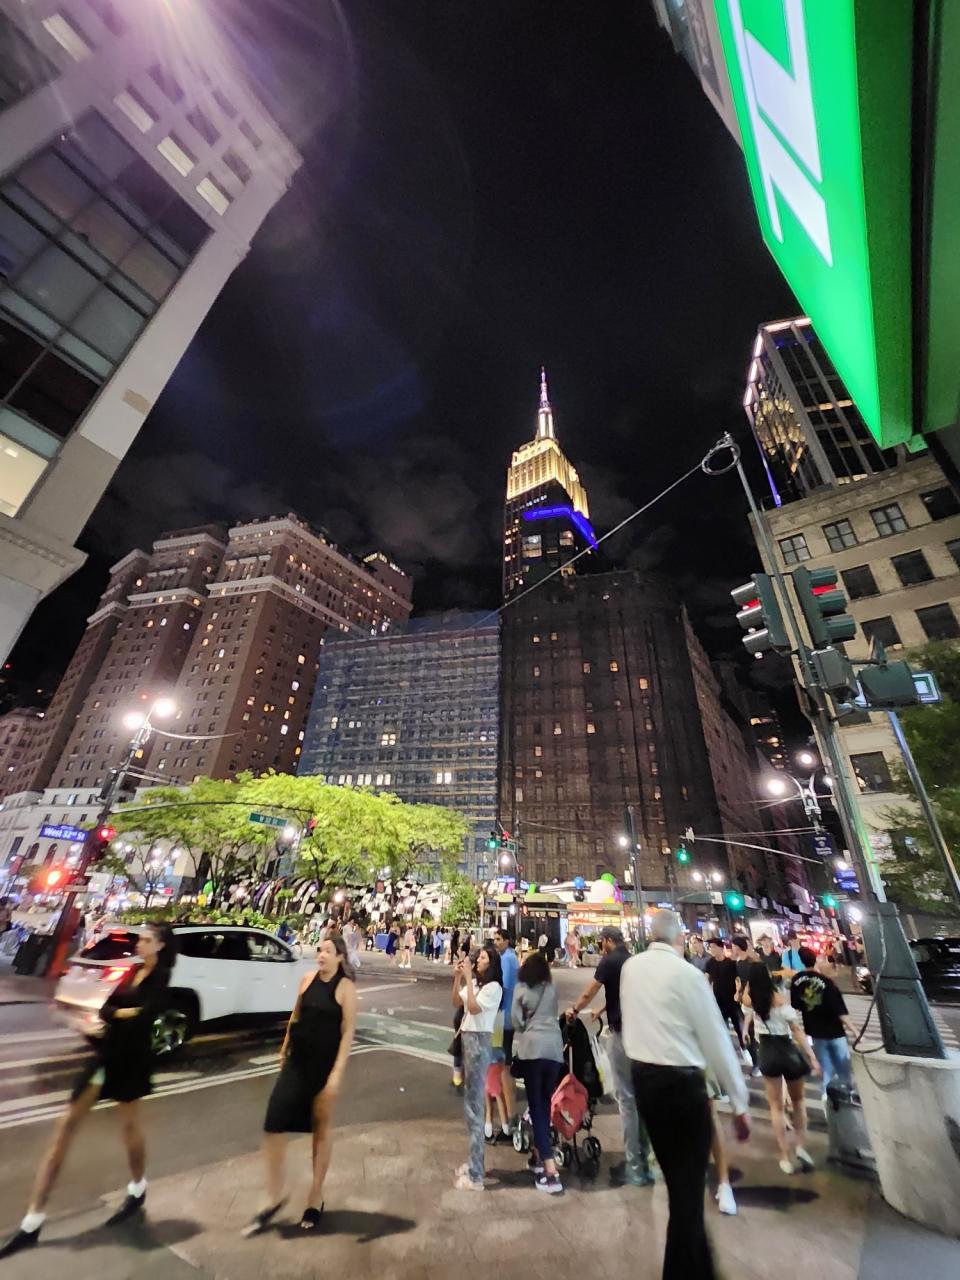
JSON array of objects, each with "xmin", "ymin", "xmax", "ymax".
[{"xmin": 152, "ymin": 999, "xmax": 194, "ymax": 1057}]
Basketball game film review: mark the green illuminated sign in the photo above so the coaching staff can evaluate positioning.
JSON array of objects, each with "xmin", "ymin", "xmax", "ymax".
[{"xmin": 715, "ymin": 1, "xmax": 914, "ymax": 447}]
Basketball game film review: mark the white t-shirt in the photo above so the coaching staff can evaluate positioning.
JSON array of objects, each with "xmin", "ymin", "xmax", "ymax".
[
  {"xmin": 754, "ymin": 1001, "xmax": 799, "ymax": 1038},
  {"xmin": 460, "ymin": 981, "xmax": 503, "ymax": 1033}
]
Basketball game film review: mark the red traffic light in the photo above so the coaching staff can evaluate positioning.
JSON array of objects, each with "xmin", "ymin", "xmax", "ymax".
[
  {"xmin": 46, "ymin": 867, "xmax": 63, "ymax": 887},
  {"xmin": 96, "ymin": 825, "xmax": 116, "ymax": 843}
]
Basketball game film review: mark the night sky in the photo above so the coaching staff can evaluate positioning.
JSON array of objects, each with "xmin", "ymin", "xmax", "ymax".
[{"xmin": 11, "ymin": 0, "xmax": 801, "ymax": 718}]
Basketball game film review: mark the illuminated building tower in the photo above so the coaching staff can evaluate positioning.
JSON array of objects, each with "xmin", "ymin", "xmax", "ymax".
[{"xmin": 502, "ymin": 370, "xmax": 595, "ymax": 598}]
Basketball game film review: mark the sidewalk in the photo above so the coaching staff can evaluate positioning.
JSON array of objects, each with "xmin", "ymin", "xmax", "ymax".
[
  {"xmin": 0, "ymin": 959, "xmax": 54, "ymax": 1004},
  {"xmin": 0, "ymin": 1049, "xmax": 956, "ymax": 1280}
]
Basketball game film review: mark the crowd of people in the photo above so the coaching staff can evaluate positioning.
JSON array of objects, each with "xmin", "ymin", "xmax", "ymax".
[{"xmin": 0, "ymin": 908, "xmax": 860, "ymax": 1279}]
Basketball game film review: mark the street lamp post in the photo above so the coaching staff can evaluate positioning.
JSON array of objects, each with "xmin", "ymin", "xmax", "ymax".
[{"xmin": 46, "ymin": 697, "xmax": 176, "ymax": 976}]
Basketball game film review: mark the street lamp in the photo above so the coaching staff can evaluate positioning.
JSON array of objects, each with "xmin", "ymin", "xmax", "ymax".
[
  {"xmin": 763, "ymin": 768, "xmax": 824, "ymax": 823},
  {"xmin": 692, "ymin": 871, "xmax": 704, "ymax": 883},
  {"xmin": 710, "ymin": 870, "xmax": 723, "ymax": 883}
]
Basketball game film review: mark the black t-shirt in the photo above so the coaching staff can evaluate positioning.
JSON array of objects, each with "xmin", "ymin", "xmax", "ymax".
[
  {"xmin": 705, "ymin": 956, "xmax": 738, "ymax": 1004},
  {"xmin": 735, "ymin": 958, "xmax": 753, "ymax": 994},
  {"xmin": 595, "ymin": 946, "xmax": 629, "ymax": 1033},
  {"xmin": 790, "ymin": 970, "xmax": 848, "ymax": 1039}
]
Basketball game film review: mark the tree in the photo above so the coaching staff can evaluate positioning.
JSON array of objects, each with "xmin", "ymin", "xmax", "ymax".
[
  {"xmin": 877, "ymin": 640, "xmax": 960, "ymax": 917},
  {"xmin": 375, "ymin": 797, "xmax": 470, "ymax": 912},
  {"xmin": 441, "ymin": 873, "xmax": 480, "ymax": 926}
]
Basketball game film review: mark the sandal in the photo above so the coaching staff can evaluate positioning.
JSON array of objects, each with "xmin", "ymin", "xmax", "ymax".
[
  {"xmin": 241, "ymin": 1199, "xmax": 286, "ymax": 1237},
  {"xmin": 300, "ymin": 1204, "xmax": 324, "ymax": 1230}
]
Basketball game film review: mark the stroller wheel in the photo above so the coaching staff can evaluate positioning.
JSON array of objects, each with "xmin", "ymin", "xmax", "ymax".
[
  {"xmin": 512, "ymin": 1127, "xmax": 525, "ymax": 1153},
  {"xmin": 556, "ymin": 1142, "xmax": 573, "ymax": 1170},
  {"xmin": 582, "ymin": 1136, "xmax": 602, "ymax": 1161},
  {"xmin": 522, "ymin": 1130, "xmax": 532, "ymax": 1152}
]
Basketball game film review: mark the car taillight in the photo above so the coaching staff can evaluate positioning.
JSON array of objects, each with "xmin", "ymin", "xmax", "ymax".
[{"xmin": 101, "ymin": 965, "xmax": 130, "ymax": 982}]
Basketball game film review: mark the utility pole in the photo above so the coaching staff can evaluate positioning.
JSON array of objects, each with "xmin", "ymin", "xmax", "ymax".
[{"xmin": 710, "ymin": 434, "xmax": 945, "ymax": 1058}]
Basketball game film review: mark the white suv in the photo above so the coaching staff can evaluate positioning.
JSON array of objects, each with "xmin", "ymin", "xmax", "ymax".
[{"xmin": 55, "ymin": 924, "xmax": 312, "ymax": 1055}]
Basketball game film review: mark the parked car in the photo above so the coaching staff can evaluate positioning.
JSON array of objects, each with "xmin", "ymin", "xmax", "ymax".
[
  {"xmin": 55, "ymin": 924, "xmax": 313, "ymax": 1055},
  {"xmin": 856, "ymin": 936, "xmax": 960, "ymax": 1005}
]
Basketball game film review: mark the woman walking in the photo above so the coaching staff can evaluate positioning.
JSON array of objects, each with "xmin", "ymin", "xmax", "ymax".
[
  {"xmin": 0, "ymin": 924, "xmax": 176, "ymax": 1257},
  {"xmin": 512, "ymin": 950, "xmax": 565, "ymax": 1194},
  {"xmin": 452, "ymin": 943, "xmax": 503, "ymax": 1190},
  {"xmin": 385, "ymin": 922, "xmax": 399, "ymax": 965},
  {"xmin": 743, "ymin": 963, "xmax": 820, "ymax": 1175},
  {"xmin": 244, "ymin": 933, "xmax": 357, "ymax": 1234}
]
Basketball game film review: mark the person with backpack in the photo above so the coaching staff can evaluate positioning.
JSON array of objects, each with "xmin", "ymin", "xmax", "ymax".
[{"xmin": 512, "ymin": 950, "xmax": 565, "ymax": 1194}]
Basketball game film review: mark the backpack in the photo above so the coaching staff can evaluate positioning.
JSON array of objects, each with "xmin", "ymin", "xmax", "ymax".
[{"xmin": 550, "ymin": 1069, "xmax": 590, "ymax": 1139}]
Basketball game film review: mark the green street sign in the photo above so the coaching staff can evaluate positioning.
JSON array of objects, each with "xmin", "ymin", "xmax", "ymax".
[
  {"xmin": 715, "ymin": 1, "xmax": 915, "ymax": 447},
  {"xmin": 249, "ymin": 812, "xmax": 287, "ymax": 829}
]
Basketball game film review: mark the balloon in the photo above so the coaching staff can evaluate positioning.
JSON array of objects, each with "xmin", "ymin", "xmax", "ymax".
[
  {"xmin": 573, "ymin": 875, "xmax": 586, "ymax": 891},
  {"xmin": 600, "ymin": 873, "xmax": 617, "ymax": 885}
]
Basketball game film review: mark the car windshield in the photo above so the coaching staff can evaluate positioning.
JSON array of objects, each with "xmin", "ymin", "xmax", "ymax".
[{"xmin": 81, "ymin": 931, "xmax": 139, "ymax": 961}]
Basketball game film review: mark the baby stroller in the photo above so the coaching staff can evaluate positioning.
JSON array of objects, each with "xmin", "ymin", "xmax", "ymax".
[{"xmin": 512, "ymin": 1015, "xmax": 604, "ymax": 1177}]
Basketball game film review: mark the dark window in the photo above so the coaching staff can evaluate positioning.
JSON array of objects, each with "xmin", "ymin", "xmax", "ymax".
[
  {"xmin": 871, "ymin": 503, "xmax": 908, "ymax": 537},
  {"xmin": 861, "ymin": 617, "xmax": 902, "ymax": 649},
  {"xmin": 892, "ymin": 550, "xmax": 934, "ymax": 587},
  {"xmin": 238, "ymin": 119, "xmax": 262, "ymax": 150},
  {"xmin": 920, "ymin": 486, "xmax": 960, "ymax": 521},
  {"xmin": 947, "ymin": 538, "xmax": 960, "ymax": 570},
  {"xmin": 851, "ymin": 752, "xmax": 894, "ymax": 794},
  {"xmin": 0, "ymin": 11, "xmax": 58, "ymax": 109},
  {"xmin": 9, "ymin": 349, "xmax": 99, "ymax": 437},
  {"xmin": 148, "ymin": 63, "xmax": 184, "ymax": 103},
  {"xmin": 917, "ymin": 603, "xmax": 960, "ymax": 640},
  {"xmin": 246, "ymin": 932, "xmax": 288, "ymax": 960},
  {"xmin": 212, "ymin": 88, "xmax": 237, "ymax": 118},
  {"xmin": 80, "ymin": 930, "xmax": 138, "ymax": 960},
  {"xmin": 779, "ymin": 533, "xmax": 810, "ymax": 565},
  {"xmin": 823, "ymin": 519, "xmax": 858, "ymax": 551},
  {"xmin": 83, "ymin": 0, "xmax": 126, "ymax": 36},
  {"xmin": 186, "ymin": 108, "xmax": 220, "ymax": 146},
  {"xmin": 840, "ymin": 565, "xmax": 878, "ymax": 599},
  {"xmin": 222, "ymin": 149, "xmax": 251, "ymax": 185}
]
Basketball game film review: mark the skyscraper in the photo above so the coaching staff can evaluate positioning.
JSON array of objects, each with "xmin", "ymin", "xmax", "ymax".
[
  {"xmin": 502, "ymin": 370, "xmax": 595, "ymax": 598},
  {"xmin": 299, "ymin": 611, "xmax": 500, "ymax": 878},
  {"xmin": 0, "ymin": 0, "xmax": 301, "ymax": 661}
]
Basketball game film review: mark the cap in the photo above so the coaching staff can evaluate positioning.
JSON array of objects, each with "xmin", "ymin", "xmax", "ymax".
[{"xmin": 599, "ymin": 925, "xmax": 625, "ymax": 945}]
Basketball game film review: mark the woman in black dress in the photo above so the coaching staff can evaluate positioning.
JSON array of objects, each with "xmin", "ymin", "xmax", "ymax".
[
  {"xmin": 0, "ymin": 923, "xmax": 176, "ymax": 1258},
  {"xmin": 244, "ymin": 932, "xmax": 358, "ymax": 1235}
]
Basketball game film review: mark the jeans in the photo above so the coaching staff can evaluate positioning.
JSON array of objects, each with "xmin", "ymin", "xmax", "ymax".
[
  {"xmin": 462, "ymin": 1031, "xmax": 492, "ymax": 1182},
  {"xmin": 520, "ymin": 1058, "xmax": 561, "ymax": 1162},
  {"xmin": 606, "ymin": 1029, "xmax": 651, "ymax": 1174},
  {"xmin": 631, "ymin": 1063, "xmax": 716, "ymax": 1280},
  {"xmin": 812, "ymin": 1035, "xmax": 852, "ymax": 1090}
]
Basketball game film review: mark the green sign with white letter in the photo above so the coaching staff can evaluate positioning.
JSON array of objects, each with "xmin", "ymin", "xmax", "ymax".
[{"xmin": 714, "ymin": 0, "xmax": 915, "ymax": 447}]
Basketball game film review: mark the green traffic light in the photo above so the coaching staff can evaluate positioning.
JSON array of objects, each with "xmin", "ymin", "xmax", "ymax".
[
  {"xmin": 822, "ymin": 893, "xmax": 838, "ymax": 909},
  {"xmin": 675, "ymin": 846, "xmax": 691, "ymax": 864},
  {"xmin": 723, "ymin": 890, "xmax": 744, "ymax": 911},
  {"xmin": 486, "ymin": 838, "xmax": 497, "ymax": 852}
]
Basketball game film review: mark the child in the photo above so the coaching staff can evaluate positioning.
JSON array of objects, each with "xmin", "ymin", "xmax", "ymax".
[{"xmin": 484, "ymin": 1012, "xmax": 511, "ymax": 1141}]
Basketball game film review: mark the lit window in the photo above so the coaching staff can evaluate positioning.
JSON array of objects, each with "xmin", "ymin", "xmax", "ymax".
[
  {"xmin": 196, "ymin": 176, "xmax": 231, "ymax": 215},
  {"xmin": 297, "ymin": 654, "xmax": 306, "ymax": 665},
  {"xmin": 43, "ymin": 13, "xmax": 93, "ymax": 60},
  {"xmin": 532, "ymin": 633, "xmax": 541, "ymax": 644},
  {"xmin": 553, "ymin": 723, "xmax": 562, "ymax": 735},
  {"xmin": 114, "ymin": 87, "xmax": 156, "ymax": 133},
  {"xmin": 157, "ymin": 133, "xmax": 197, "ymax": 176},
  {"xmin": 534, "ymin": 745, "xmax": 543, "ymax": 757},
  {"xmin": 586, "ymin": 722, "xmax": 596, "ymax": 734},
  {"xmin": 533, "ymin": 665, "xmax": 540, "ymax": 677},
  {"xmin": 638, "ymin": 677, "xmax": 649, "ymax": 690},
  {"xmin": 582, "ymin": 661, "xmax": 591, "ymax": 674},
  {"xmin": 435, "ymin": 770, "xmax": 453, "ymax": 785},
  {"xmin": 609, "ymin": 661, "xmax": 619, "ymax": 672},
  {"xmin": 280, "ymin": 725, "xmax": 288, "ymax": 735}
]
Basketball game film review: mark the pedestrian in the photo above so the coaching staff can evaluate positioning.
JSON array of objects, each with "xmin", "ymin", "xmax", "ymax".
[
  {"xmin": 483, "ymin": 1015, "xmax": 511, "ymax": 1143},
  {"xmin": 537, "ymin": 932, "xmax": 549, "ymax": 961},
  {"xmin": 0, "ymin": 897, "xmax": 11, "ymax": 934},
  {"xmin": 460, "ymin": 930, "xmax": 473, "ymax": 958},
  {"xmin": 385, "ymin": 922, "xmax": 399, "ymax": 965},
  {"xmin": 564, "ymin": 927, "xmax": 580, "ymax": 968},
  {"xmin": 1, "ymin": 924, "xmax": 178, "ymax": 1257},
  {"xmin": 512, "ymin": 949, "xmax": 565, "ymax": 1193},
  {"xmin": 688, "ymin": 935, "xmax": 710, "ymax": 972},
  {"xmin": 244, "ymin": 933, "xmax": 358, "ymax": 1234},
  {"xmin": 402, "ymin": 923, "xmax": 416, "ymax": 969},
  {"xmin": 790, "ymin": 945, "xmax": 855, "ymax": 1092},
  {"xmin": 757, "ymin": 933, "xmax": 784, "ymax": 985},
  {"xmin": 742, "ymin": 961, "xmax": 819, "ymax": 1175},
  {"xmin": 492, "ymin": 928, "xmax": 519, "ymax": 1126},
  {"xmin": 732, "ymin": 936, "xmax": 762, "ymax": 1078},
  {"xmin": 343, "ymin": 918, "xmax": 362, "ymax": 971},
  {"xmin": 705, "ymin": 938, "xmax": 751, "ymax": 1064},
  {"xmin": 620, "ymin": 910, "xmax": 750, "ymax": 1280},
  {"xmin": 452, "ymin": 943, "xmax": 503, "ymax": 1190},
  {"xmin": 434, "ymin": 927, "xmax": 445, "ymax": 962},
  {"xmin": 780, "ymin": 932, "xmax": 806, "ymax": 981},
  {"xmin": 450, "ymin": 927, "xmax": 460, "ymax": 963},
  {"xmin": 566, "ymin": 925, "xmax": 653, "ymax": 1187}
]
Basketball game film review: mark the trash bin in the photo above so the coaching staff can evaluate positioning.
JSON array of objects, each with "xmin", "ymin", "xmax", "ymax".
[
  {"xmin": 12, "ymin": 933, "xmax": 53, "ymax": 975},
  {"xmin": 825, "ymin": 1081, "xmax": 876, "ymax": 1176}
]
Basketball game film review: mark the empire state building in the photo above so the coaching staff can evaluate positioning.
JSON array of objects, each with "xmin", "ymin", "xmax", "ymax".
[{"xmin": 502, "ymin": 370, "xmax": 595, "ymax": 598}]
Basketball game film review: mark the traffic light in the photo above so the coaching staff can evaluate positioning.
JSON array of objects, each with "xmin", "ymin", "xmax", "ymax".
[
  {"xmin": 821, "ymin": 893, "xmax": 839, "ymax": 910},
  {"xmin": 486, "ymin": 834, "xmax": 498, "ymax": 852},
  {"xmin": 810, "ymin": 646, "xmax": 858, "ymax": 701},
  {"xmin": 89, "ymin": 824, "xmax": 116, "ymax": 863},
  {"xmin": 723, "ymin": 889, "xmax": 745, "ymax": 912},
  {"xmin": 731, "ymin": 573, "xmax": 790, "ymax": 655},
  {"xmin": 791, "ymin": 566, "xmax": 857, "ymax": 649},
  {"xmin": 46, "ymin": 866, "xmax": 64, "ymax": 888},
  {"xmin": 675, "ymin": 846, "xmax": 691, "ymax": 865}
]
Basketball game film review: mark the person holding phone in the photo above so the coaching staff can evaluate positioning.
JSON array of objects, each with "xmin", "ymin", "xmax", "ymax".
[{"xmin": 451, "ymin": 944, "xmax": 502, "ymax": 1191}]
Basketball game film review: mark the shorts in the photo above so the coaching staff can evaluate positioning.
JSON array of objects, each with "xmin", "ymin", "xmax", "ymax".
[
  {"xmin": 485, "ymin": 1063, "xmax": 502, "ymax": 1097},
  {"xmin": 758, "ymin": 1035, "xmax": 810, "ymax": 1082},
  {"xmin": 502, "ymin": 1028, "xmax": 514, "ymax": 1065}
]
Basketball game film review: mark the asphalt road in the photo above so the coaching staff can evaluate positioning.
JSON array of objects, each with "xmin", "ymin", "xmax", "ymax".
[{"xmin": 0, "ymin": 954, "xmax": 957, "ymax": 1236}]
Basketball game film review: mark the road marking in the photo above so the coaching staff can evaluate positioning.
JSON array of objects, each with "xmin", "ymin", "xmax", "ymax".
[
  {"xmin": 356, "ymin": 982, "xmax": 411, "ymax": 996},
  {"xmin": 0, "ymin": 1051, "xmax": 88, "ymax": 1073},
  {"xmin": 248, "ymin": 1053, "xmax": 281, "ymax": 1066},
  {"xmin": 0, "ymin": 1088, "xmax": 70, "ymax": 1114},
  {"xmin": 0, "ymin": 1029, "xmax": 78, "ymax": 1047}
]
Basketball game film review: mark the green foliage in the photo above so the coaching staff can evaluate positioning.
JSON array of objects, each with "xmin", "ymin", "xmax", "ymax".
[{"xmin": 877, "ymin": 640, "xmax": 960, "ymax": 916}]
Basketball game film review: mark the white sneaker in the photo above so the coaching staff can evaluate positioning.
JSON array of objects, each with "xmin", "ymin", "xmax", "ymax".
[
  {"xmin": 483, "ymin": 1121, "xmax": 493, "ymax": 1139},
  {"xmin": 795, "ymin": 1146, "xmax": 815, "ymax": 1172},
  {"xmin": 740, "ymin": 1049, "xmax": 752, "ymax": 1067},
  {"xmin": 779, "ymin": 1158, "xmax": 795, "ymax": 1175},
  {"xmin": 716, "ymin": 1182, "xmax": 737, "ymax": 1215}
]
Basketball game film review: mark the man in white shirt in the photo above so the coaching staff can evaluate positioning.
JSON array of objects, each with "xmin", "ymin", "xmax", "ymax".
[{"xmin": 621, "ymin": 910, "xmax": 750, "ymax": 1280}]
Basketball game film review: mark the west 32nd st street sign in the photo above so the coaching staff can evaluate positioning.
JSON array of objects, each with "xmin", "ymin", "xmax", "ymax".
[{"xmin": 714, "ymin": 0, "xmax": 960, "ymax": 449}]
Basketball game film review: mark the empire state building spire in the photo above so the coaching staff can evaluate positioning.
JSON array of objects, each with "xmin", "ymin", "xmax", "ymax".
[{"xmin": 536, "ymin": 366, "xmax": 556, "ymax": 440}]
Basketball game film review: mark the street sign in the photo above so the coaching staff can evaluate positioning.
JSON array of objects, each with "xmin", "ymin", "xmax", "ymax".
[
  {"xmin": 912, "ymin": 671, "xmax": 942, "ymax": 705},
  {"xmin": 248, "ymin": 812, "xmax": 287, "ymax": 829},
  {"xmin": 813, "ymin": 833, "xmax": 837, "ymax": 860},
  {"xmin": 39, "ymin": 824, "xmax": 88, "ymax": 843},
  {"xmin": 715, "ymin": 1, "xmax": 914, "ymax": 447},
  {"xmin": 835, "ymin": 863, "xmax": 860, "ymax": 893}
]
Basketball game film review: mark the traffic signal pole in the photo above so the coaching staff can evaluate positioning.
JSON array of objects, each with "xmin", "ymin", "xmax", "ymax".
[{"xmin": 708, "ymin": 434, "xmax": 946, "ymax": 1058}]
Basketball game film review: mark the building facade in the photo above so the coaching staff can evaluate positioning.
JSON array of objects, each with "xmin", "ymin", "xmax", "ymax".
[
  {"xmin": 0, "ymin": 706, "xmax": 45, "ymax": 797},
  {"xmin": 0, "ymin": 0, "xmax": 301, "ymax": 661},
  {"xmin": 649, "ymin": 0, "xmax": 741, "ymax": 141},
  {"xmin": 146, "ymin": 516, "xmax": 412, "ymax": 782},
  {"xmin": 744, "ymin": 317, "xmax": 960, "ymax": 851},
  {"xmin": 299, "ymin": 611, "xmax": 500, "ymax": 879},
  {"xmin": 498, "ymin": 569, "xmax": 789, "ymax": 901},
  {"xmin": 503, "ymin": 371, "xmax": 595, "ymax": 598}
]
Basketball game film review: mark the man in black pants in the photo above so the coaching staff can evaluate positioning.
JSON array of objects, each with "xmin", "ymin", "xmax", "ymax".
[
  {"xmin": 621, "ymin": 911, "xmax": 750, "ymax": 1279},
  {"xmin": 705, "ymin": 939, "xmax": 751, "ymax": 1066}
]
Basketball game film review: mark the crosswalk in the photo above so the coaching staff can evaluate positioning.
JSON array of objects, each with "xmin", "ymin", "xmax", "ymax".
[{"xmin": 844, "ymin": 993, "xmax": 959, "ymax": 1056}]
